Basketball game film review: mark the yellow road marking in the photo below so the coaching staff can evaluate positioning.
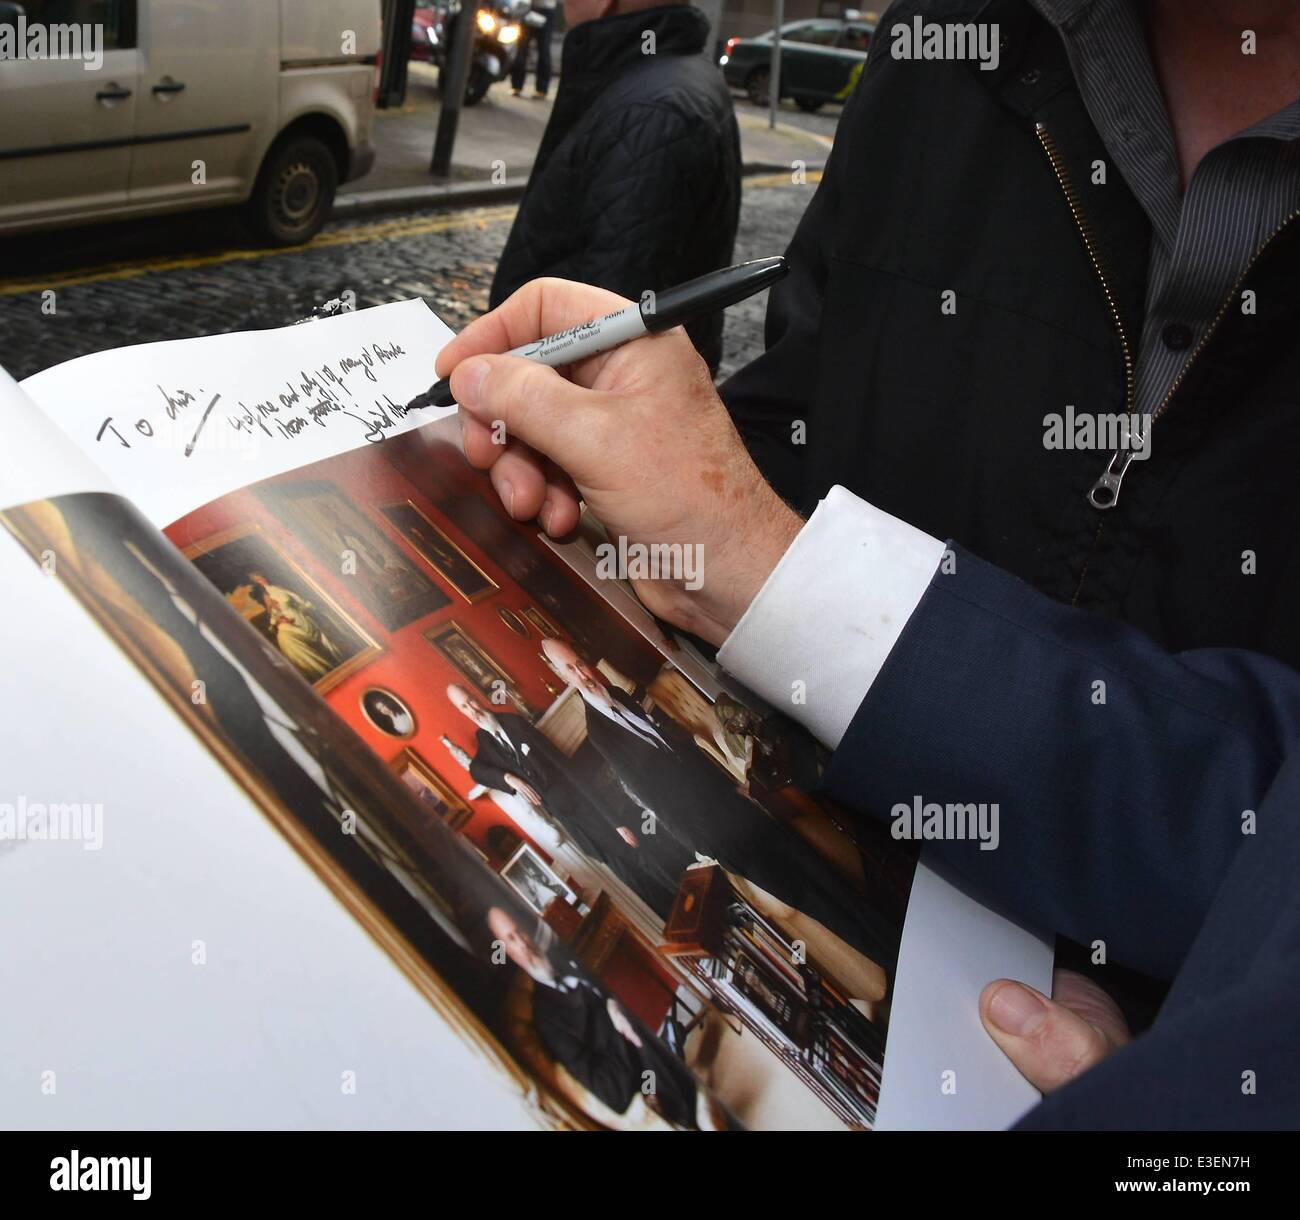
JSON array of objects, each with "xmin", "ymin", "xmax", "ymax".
[
  {"xmin": 0, "ymin": 173, "xmax": 821, "ymax": 298},
  {"xmin": 0, "ymin": 205, "xmax": 520, "ymax": 297},
  {"xmin": 745, "ymin": 170, "xmax": 824, "ymax": 190}
]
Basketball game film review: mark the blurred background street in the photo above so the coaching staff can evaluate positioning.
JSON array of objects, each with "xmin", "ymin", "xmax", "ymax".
[
  {"xmin": 0, "ymin": 171, "xmax": 818, "ymax": 383},
  {"xmin": 0, "ymin": 2, "xmax": 870, "ymax": 382}
]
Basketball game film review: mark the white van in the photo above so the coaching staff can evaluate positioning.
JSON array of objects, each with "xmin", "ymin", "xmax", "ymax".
[{"xmin": 0, "ymin": 0, "xmax": 380, "ymax": 244}]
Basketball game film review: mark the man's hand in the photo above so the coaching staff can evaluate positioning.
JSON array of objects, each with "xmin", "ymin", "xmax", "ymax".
[
  {"xmin": 434, "ymin": 278, "xmax": 803, "ymax": 646},
  {"xmin": 981, "ymin": 969, "xmax": 1132, "ymax": 1093},
  {"xmin": 503, "ymin": 773, "xmax": 542, "ymax": 805}
]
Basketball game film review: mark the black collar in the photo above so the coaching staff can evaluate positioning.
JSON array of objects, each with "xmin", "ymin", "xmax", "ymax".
[{"xmin": 559, "ymin": 5, "xmax": 709, "ymax": 85}]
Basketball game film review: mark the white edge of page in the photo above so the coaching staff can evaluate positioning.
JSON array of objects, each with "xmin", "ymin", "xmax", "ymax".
[
  {"xmin": 874, "ymin": 851, "xmax": 1054, "ymax": 1130},
  {"xmin": 0, "ymin": 365, "xmax": 117, "ymax": 509}
]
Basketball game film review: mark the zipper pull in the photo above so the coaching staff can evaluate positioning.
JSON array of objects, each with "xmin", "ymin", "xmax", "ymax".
[{"xmin": 1088, "ymin": 449, "xmax": 1135, "ymax": 510}]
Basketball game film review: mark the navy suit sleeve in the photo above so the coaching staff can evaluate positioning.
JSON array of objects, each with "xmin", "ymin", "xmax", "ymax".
[{"xmin": 820, "ymin": 545, "xmax": 1300, "ymax": 980}]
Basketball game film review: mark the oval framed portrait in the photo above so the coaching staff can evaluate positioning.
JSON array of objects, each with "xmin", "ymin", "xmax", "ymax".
[
  {"xmin": 497, "ymin": 606, "xmax": 530, "ymax": 638},
  {"xmin": 360, "ymin": 687, "xmax": 417, "ymax": 738}
]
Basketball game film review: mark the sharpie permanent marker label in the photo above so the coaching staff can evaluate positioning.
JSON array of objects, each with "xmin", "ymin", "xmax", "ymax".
[{"xmin": 514, "ymin": 305, "xmax": 648, "ymax": 366}]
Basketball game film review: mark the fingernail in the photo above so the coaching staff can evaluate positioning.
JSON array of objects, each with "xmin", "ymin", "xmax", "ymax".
[
  {"xmin": 454, "ymin": 357, "xmax": 491, "ymax": 410},
  {"xmin": 988, "ymin": 983, "xmax": 1048, "ymax": 1036},
  {"xmin": 501, "ymin": 480, "xmax": 516, "ymax": 518},
  {"xmin": 539, "ymin": 499, "xmax": 554, "ymax": 533}
]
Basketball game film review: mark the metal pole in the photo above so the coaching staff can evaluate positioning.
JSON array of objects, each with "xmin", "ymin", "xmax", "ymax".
[
  {"xmin": 377, "ymin": 0, "xmax": 416, "ymax": 109},
  {"xmin": 432, "ymin": 1, "xmax": 477, "ymax": 176},
  {"xmin": 768, "ymin": 0, "xmax": 783, "ymax": 129}
]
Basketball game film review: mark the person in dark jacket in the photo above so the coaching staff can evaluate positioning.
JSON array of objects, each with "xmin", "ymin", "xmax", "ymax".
[
  {"xmin": 721, "ymin": 0, "xmax": 1300, "ymax": 674},
  {"xmin": 540, "ymin": 638, "xmax": 902, "ymax": 976},
  {"xmin": 447, "ymin": 683, "xmax": 695, "ymax": 915},
  {"xmin": 487, "ymin": 905, "xmax": 706, "ymax": 1126},
  {"xmin": 511, "ymin": 0, "xmax": 558, "ymax": 98},
  {"xmin": 489, "ymin": 1, "xmax": 741, "ymax": 372}
]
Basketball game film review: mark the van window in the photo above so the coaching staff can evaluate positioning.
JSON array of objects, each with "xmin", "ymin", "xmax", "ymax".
[{"xmin": 8, "ymin": 0, "xmax": 137, "ymax": 50}]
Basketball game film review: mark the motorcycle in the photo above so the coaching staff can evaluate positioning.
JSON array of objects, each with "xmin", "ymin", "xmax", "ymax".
[{"xmin": 426, "ymin": 0, "xmax": 529, "ymax": 106}]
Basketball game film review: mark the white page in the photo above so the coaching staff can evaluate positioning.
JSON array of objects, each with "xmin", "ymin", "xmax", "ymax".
[
  {"xmin": 0, "ymin": 524, "xmax": 539, "ymax": 1130},
  {"xmin": 19, "ymin": 298, "xmax": 456, "ymax": 528},
  {"xmin": 875, "ymin": 856, "xmax": 1052, "ymax": 1129},
  {"xmin": 0, "ymin": 367, "xmax": 116, "ymax": 508}
]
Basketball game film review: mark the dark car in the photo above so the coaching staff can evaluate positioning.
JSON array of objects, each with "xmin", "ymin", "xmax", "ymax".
[{"xmin": 720, "ymin": 18, "xmax": 874, "ymax": 111}]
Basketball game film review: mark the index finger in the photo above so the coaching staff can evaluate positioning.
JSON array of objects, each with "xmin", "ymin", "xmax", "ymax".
[{"xmin": 435, "ymin": 277, "xmax": 633, "ymax": 378}]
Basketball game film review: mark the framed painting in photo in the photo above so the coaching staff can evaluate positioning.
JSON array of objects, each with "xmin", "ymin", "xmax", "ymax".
[
  {"xmin": 501, "ymin": 843, "xmax": 578, "ymax": 915},
  {"xmin": 360, "ymin": 687, "xmax": 417, "ymax": 739},
  {"xmin": 425, "ymin": 620, "xmax": 516, "ymax": 701},
  {"xmin": 258, "ymin": 480, "xmax": 450, "ymax": 630},
  {"xmin": 379, "ymin": 500, "xmax": 498, "ymax": 603},
  {"xmin": 185, "ymin": 524, "xmax": 381, "ymax": 693},
  {"xmin": 391, "ymin": 748, "xmax": 473, "ymax": 831},
  {"xmin": 522, "ymin": 606, "xmax": 562, "ymax": 640},
  {"xmin": 497, "ymin": 606, "xmax": 530, "ymax": 638}
]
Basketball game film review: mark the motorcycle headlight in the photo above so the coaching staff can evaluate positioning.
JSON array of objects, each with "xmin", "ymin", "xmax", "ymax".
[
  {"xmin": 476, "ymin": 9, "xmax": 498, "ymax": 34},
  {"xmin": 499, "ymin": 23, "xmax": 520, "ymax": 43}
]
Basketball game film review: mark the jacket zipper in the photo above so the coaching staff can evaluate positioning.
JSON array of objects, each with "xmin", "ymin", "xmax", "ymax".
[{"xmin": 1034, "ymin": 123, "xmax": 1136, "ymax": 510}]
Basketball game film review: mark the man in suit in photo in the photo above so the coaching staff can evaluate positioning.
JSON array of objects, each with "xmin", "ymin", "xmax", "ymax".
[
  {"xmin": 447, "ymin": 684, "xmax": 694, "ymax": 915},
  {"xmin": 539, "ymin": 640, "xmax": 899, "ymax": 974},
  {"xmin": 487, "ymin": 905, "xmax": 712, "ymax": 1128}
]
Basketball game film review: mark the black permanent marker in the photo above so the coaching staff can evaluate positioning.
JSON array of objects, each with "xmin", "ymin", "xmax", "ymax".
[{"xmin": 404, "ymin": 256, "xmax": 788, "ymax": 411}]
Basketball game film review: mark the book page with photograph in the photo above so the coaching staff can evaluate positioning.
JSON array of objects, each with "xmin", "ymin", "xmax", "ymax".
[
  {"xmin": 14, "ymin": 303, "xmax": 1050, "ymax": 1129},
  {"xmin": 0, "ymin": 480, "xmax": 738, "ymax": 1130}
]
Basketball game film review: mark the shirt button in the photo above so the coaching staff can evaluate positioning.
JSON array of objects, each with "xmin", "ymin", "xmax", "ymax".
[{"xmin": 1162, "ymin": 322, "xmax": 1193, "ymax": 351}]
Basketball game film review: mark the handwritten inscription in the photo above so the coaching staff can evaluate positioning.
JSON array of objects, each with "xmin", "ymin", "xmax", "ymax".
[{"xmin": 95, "ymin": 340, "xmax": 414, "ymax": 455}]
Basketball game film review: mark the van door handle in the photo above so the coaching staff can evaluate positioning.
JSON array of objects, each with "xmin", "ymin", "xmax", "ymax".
[
  {"xmin": 95, "ymin": 85, "xmax": 133, "ymax": 102},
  {"xmin": 152, "ymin": 78, "xmax": 186, "ymax": 96}
]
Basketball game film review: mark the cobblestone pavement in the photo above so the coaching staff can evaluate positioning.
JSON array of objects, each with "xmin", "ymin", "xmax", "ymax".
[{"xmin": 0, "ymin": 173, "xmax": 817, "ymax": 386}]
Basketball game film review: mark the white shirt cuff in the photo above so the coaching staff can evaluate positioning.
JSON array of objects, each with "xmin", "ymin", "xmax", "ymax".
[{"xmin": 717, "ymin": 485, "xmax": 946, "ymax": 749}]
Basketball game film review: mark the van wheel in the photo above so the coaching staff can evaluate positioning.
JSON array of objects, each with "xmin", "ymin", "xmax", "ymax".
[
  {"xmin": 796, "ymin": 97, "xmax": 824, "ymax": 113},
  {"xmin": 247, "ymin": 135, "xmax": 337, "ymax": 246},
  {"xmin": 746, "ymin": 67, "xmax": 771, "ymax": 107}
]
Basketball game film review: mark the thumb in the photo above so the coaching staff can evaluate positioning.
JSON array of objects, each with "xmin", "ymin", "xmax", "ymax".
[
  {"xmin": 980, "ymin": 978, "xmax": 1117, "ymax": 1094},
  {"xmin": 449, "ymin": 353, "xmax": 609, "ymax": 483}
]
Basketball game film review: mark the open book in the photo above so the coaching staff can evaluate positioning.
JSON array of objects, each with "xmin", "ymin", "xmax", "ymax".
[{"xmin": 0, "ymin": 300, "xmax": 1050, "ymax": 1131}]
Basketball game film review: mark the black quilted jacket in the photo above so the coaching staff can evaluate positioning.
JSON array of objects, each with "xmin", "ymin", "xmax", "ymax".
[{"xmin": 488, "ymin": 6, "xmax": 741, "ymax": 371}]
